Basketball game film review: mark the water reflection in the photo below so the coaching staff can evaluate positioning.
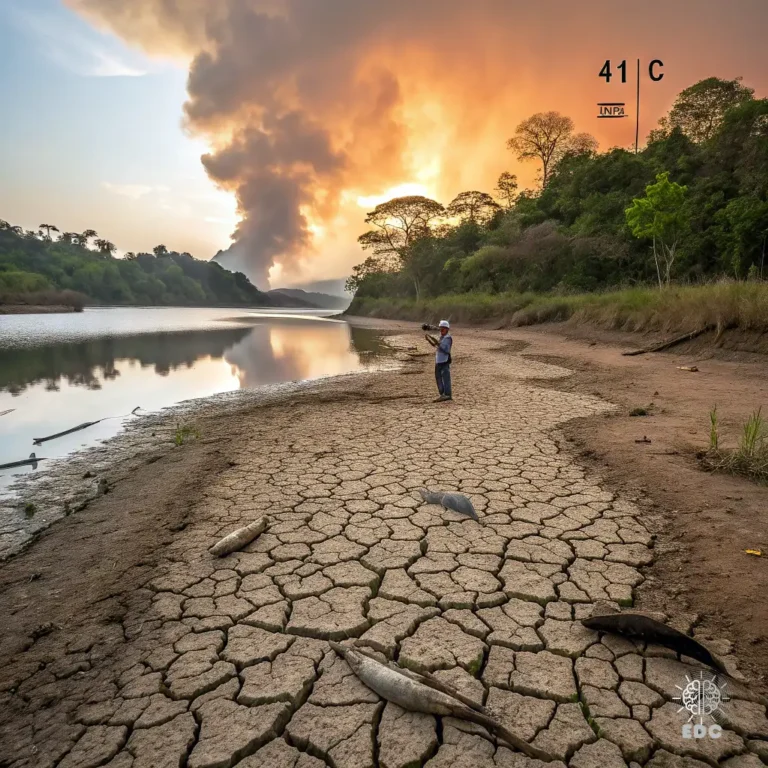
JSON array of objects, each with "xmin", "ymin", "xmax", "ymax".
[
  {"xmin": 225, "ymin": 318, "xmax": 388, "ymax": 387},
  {"xmin": 0, "ymin": 322, "xmax": 389, "ymax": 396},
  {"xmin": 0, "ymin": 314, "xmax": 390, "ymax": 483},
  {"xmin": 0, "ymin": 328, "xmax": 252, "ymax": 395}
]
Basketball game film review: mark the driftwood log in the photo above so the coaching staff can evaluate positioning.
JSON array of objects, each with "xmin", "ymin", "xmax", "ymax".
[
  {"xmin": 34, "ymin": 421, "xmax": 100, "ymax": 444},
  {"xmin": 33, "ymin": 407, "xmax": 141, "ymax": 444},
  {"xmin": 622, "ymin": 327, "xmax": 711, "ymax": 357},
  {"xmin": 0, "ymin": 453, "xmax": 46, "ymax": 471}
]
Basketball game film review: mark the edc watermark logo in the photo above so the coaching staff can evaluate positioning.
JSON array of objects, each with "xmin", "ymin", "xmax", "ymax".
[{"xmin": 673, "ymin": 671, "xmax": 730, "ymax": 739}]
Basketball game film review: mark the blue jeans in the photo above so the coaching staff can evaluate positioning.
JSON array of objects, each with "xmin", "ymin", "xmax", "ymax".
[{"xmin": 435, "ymin": 362, "xmax": 452, "ymax": 397}]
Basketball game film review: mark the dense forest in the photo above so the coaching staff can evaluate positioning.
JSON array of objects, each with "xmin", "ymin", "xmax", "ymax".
[
  {"xmin": 348, "ymin": 77, "xmax": 768, "ymax": 302},
  {"xmin": 0, "ymin": 224, "xmax": 272, "ymax": 307}
]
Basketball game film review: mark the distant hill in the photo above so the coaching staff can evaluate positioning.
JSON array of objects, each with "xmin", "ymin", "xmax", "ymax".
[
  {"xmin": 212, "ymin": 248, "xmax": 350, "ymax": 309},
  {"xmin": 269, "ymin": 288, "xmax": 350, "ymax": 310},
  {"xmin": 288, "ymin": 278, "xmax": 349, "ymax": 298},
  {"xmin": 0, "ymin": 219, "xmax": 307, "ymax": 309},
  {"xmin": 212, "ymin": 247, "xmax": 252, "ymax": 283},
  {"xmin": 265, "ymin": 289, "xmax": 318, "ymax": 308}
]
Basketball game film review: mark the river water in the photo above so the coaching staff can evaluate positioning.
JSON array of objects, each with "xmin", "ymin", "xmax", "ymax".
[{"xmin": 0, "ymin": 307, "xmax": 390, "ymax": 488}]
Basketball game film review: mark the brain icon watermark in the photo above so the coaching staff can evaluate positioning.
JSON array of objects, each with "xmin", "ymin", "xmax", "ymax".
[{"xmin": 673, "ymin": 671, "xmax": 730, "ymax": 739}]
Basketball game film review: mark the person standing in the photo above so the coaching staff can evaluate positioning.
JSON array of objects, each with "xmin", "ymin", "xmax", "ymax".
[{"xmin": 426, "ymin": 320, "xmax": 453, "ymax": 402}]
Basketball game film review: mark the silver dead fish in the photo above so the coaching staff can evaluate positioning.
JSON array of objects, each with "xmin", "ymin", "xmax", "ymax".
[
  {"xmin": 329, "ymin": 642, "xmax": 553, "ymax": 761},
  {"xmin": 418, "ymin": 488, "xmax": 478, "ymax": 520}
]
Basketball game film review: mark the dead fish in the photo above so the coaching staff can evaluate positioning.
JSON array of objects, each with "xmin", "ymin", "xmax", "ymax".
[
  {"xmin": 418, "ymin": 488, "xmax": 478, "ymax": 520},
  {"xmin": 581, "ymin": 612, "xmax": 728, "ymax": 674},
  {"xmin": 0, "ymin": 452, "xmax": 46, "ymax": 471},
  {"xmin": 209, "ymin": 515, "xmax": 269, "ymax": 557},
  {"xmin": 329, "ymin": 642, "xmax": 553, "ymax": 761}
]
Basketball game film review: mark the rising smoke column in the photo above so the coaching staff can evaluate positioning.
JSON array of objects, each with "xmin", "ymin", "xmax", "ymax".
[
  {"xmin": 70, "ymin": 0, "xmax": 422, "ymax": 286},
  {"xmin": 68, "ymin": 0, "xmax": 768, "ymax": 286}
]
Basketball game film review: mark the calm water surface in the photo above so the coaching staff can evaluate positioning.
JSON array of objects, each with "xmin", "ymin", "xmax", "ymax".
[{"xmin": 0, "ymin": 307, "xmax": 390, "ymax": 487}]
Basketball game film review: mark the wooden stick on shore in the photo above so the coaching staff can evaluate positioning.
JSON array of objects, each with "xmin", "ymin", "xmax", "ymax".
[{"xmin": 622, "ymin": 327, "xmax": 711, "ymax": 357}]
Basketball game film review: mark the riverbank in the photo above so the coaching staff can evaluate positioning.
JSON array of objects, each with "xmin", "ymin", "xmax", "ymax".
[
  {"xmin": 349, "ymin": 282, "xmax": 768, "ymax": 350},
  {"xmin": 0, "ymin": 289, "xmax": 86, "ymax": 314},
  {"xmin": 0, "ymin": 367, "xmax": 397, "ymax": 560},
  {"xmin": 0, "ymin": 304, "xmax": 80, "ymax": 314},
  {"xmin": 1, "ymin": 320, "xmax": 767, "ymax": 767}
]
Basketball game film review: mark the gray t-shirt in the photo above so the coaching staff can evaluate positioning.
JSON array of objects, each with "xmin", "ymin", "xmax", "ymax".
[{"xmin": 436, "ymin": 334, "xmax": 452, "ymax": 364}]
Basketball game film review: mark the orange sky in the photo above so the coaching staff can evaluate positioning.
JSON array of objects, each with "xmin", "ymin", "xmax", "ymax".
[{"xmin": 64, "ymin": 0, "xmax": 768, "ymax": 287}]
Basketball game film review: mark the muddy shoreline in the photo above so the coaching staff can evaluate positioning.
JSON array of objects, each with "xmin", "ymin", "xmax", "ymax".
[{"xmin": 0, "ymin": 364, "xmax": 400, "ymax": 562}]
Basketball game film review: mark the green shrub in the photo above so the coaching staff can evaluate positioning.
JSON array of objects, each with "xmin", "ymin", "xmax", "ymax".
[{"xmin": 0, "ymin": 270, "xmax": 50, "ymax": 293}]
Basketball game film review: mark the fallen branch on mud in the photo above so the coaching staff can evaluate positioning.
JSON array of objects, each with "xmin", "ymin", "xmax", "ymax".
[
  {"xmin": 0, "ymin": 452, "xmax": 46, "ymax": 471},
  {"xmin": 622, "ymin": 327, "xmax": 711, "ymax": 356},
  {"xmin": 33, "ymin": 407, "xmax": 141, "ymax": 444}
]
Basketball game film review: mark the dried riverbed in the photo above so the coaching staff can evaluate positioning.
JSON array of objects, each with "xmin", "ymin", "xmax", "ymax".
[{"xmin": 0, "ymin": 326, "xmax": 766, "ymax": 768}]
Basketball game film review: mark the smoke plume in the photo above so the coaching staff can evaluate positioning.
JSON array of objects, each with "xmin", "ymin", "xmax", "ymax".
[{"xmin": 68, "ymin": 0, "xmax": 768, "ymax": 287}]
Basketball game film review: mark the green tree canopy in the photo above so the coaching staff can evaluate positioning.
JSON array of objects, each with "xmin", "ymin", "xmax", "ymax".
[
  {"xmin": 494, "ymin": 172, "xmax": 519, "ymax": 209},
  {"xmin": 446, "ymin": 191, "xmax": 500, "ymax": 224},
  {"xmin": 625, "ymin": 172, "xmax": 688, "ymax": 287},
  {"xmin": 0, "ymin": 221, "xmax": 275, "ymax": 307},
  {"xmin": 358, "ymin": 195, "xmax": 445, "ymax": 298},
  {"xmin": 654, "ymin": 77, "xmax": 755, "ymax": 143}
]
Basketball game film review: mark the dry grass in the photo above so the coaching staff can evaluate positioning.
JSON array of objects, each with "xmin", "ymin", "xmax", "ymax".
[
  {"xmin": 701, "ymin": 406, "xmax": 768, "ymax": 484},
  {"xmin": 348, "ymin": 280, "xmax": 768, "ymax": 336}
]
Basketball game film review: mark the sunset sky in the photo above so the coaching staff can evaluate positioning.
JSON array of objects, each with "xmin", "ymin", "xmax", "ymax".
[{"xmin": 1, "ymin": 0, "xmax": 767, "ymax": 290}]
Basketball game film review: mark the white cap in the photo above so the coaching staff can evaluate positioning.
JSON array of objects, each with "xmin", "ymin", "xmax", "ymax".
[{"xmin": 438, "ymin": 320, "xmax": 450, "ymax": 328}]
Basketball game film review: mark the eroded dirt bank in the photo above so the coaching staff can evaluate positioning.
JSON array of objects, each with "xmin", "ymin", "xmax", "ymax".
[{"xmin": 0, "ymin": 322, "xmax": 766, "ymax": 768}]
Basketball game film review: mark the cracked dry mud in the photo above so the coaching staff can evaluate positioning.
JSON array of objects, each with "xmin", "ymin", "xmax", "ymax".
[{"xmin": 2, "ymin": 333, "xmax": 767, "ymax": 768}]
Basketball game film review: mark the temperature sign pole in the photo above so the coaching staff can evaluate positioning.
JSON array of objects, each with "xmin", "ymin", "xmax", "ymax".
[{"xmin": 598, "ymin": 59, "xmax": 665, "ymax": 153}]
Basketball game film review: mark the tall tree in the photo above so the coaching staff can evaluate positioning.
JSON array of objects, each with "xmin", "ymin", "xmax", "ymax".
[
  {"xmin": 447, "ymin": 190, "xmax": 500, "ymax": 224},
  {"xmin": 495, "ymin": 172, "xmax": 519, "ymax": 209},
  {"xmin": 508, "ymin": 112, "xmax": 597, "ymax": 187},
  {"xmin": 715, "ymin": 195, "xmax": 768, "ymax": 279},
  {"xmin": 153, "ymin": 244, "xmax": 169, "ymax": 257},
  {"xmin": 625, "ymin": 172, "xmax": 688, "ymax": 287},
  {"xmin": 95, "ymin": 239, "xmax": 117, "ymax": 256},
  {"xmin": 78, "ymin": 229, "xmax": 98, "ymax": 247},
  {"xmin": 39, "ymin": 224, "xmax": 59, "ymax": 240},
  {"xmin": 59, "ymin": 232, "xmax": 78, "ymax": 245},
  {"xmin": 654, "ymin": 77, "xmax": 755, "ymax": 143},
  {"xmin": 358, "ymin": 195, "xmax": 445, "ymax": 298}
]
